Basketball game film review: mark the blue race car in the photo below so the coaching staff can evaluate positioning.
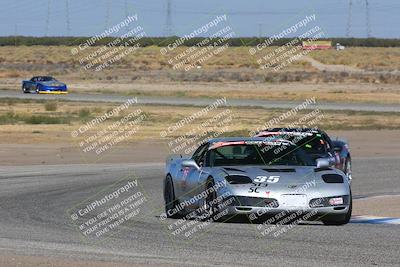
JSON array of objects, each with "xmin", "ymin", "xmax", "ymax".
[{"xmin": 22, "ymin": 76, "xmax": 68, "ymax": 94}]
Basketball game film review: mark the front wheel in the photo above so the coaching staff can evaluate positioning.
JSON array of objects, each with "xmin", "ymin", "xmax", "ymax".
[
  {"xmin": 200, "ymin": 177, "xmax": 227, "ymax": 221},
  {"xmin": 164, "ymin": 175, "xmax": 181, "ymax": 219},
  {"xmin": 22, "ymin": 85, "xmax": 29, "ymax": 93},
  {"xmin": 201, "ymin": 178, "xmax": 217, "ymax": 218}
]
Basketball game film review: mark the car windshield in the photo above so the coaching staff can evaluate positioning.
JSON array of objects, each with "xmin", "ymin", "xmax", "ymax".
[
  {"xmin": 206, "ymin": 142, "xmax": 315, "ymax": 167},
  {"xmin": 263, "ymin": 133, "xmax": 328, "ymax": 154},
  {"xmin": 35, "ymin": 76, "xmax": 55, "ymax": 82}
]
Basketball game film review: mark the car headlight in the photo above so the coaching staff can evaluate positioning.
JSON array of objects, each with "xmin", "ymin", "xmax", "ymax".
[
  {"xmin": 328, "ymin": 197, "xmax": 344, "ymax": 205},
  {"xmin": 309, "ymin": 195, "xmax": 348, "ymax": 207}
]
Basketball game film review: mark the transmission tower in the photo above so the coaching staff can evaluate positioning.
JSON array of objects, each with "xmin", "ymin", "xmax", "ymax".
[
  {"xmin": 105, "ymin": 0, "xmax": 110, "ymax": 30},
  {"xmin": 346, "ymin": 0, "xmax": 352, "ymax": 37},
  {"xmin": 14, "ymin": 23, "xmax": 18, "ymax": 46},
  {"xmin": 124, "ymin": 0, "xmax": 129, "ymax": 18},
  {"xmin": 365, "ymin": 0, "xmax": 371, "ymax": 37},
  {"xmin": 45, "ymin": 0, "xmax": 51, "ymax": 36},
  {"xmin": 66, "ymin": 0, "xmax": 71, "ymax": 36},
  {"xmin": 124, "ymin": 0, "xmax": 130, "ymax": 33},
  {"xmin": 165, "ymin": 0, "xmax": 173, "ymax": 36}
]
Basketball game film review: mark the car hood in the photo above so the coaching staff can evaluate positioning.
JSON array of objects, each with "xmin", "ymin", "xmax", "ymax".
[{"xmin": 218, "ymin": 165, "xmax": 339, "ymax": 186}]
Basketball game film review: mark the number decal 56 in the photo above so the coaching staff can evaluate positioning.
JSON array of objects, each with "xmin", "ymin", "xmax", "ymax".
[{"xmin": 254, "ymin": 175, "xmax": 280, "ymax": 183}]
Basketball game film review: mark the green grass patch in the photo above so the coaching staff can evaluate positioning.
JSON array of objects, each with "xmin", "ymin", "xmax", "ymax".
[
  {"xmin": 44, "ymin": 101, "xmax": 58, "ymax": 111},
  {"xmin": 0, "ymin": 112, "xmax": 71, "ymax": 125}
]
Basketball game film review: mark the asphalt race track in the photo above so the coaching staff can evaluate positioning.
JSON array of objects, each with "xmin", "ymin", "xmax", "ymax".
[
  {"xmin": 0, "ymin": 157, "xmax": 399, "ymax": 266},
  {"xmin": 1, "ymin": 90, "xmax": 399, "ymax": 112}
]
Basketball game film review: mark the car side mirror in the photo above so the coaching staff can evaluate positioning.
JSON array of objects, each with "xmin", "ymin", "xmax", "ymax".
[
  {"xmin": 316, "ymin": 158, "xmax": 330, "ymax": 168},
  {"xmin": 181, "ymin": 159, "xmax": 200, "ymax": 170}
]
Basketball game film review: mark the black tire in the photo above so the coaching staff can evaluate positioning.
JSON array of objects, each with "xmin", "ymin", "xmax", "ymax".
[
  {"xmin": 35, "ymin": 85, "xmax": 40, "ymax": 94},
  {"xmin": 164, "ymin": 175, "xmax": 181, "ymax": 219},
  {"xmin": 200, "ymin": 177, "xmax": 227, "ymax": 222},
  {"xmin": 322, "ymin": 192, "xmax": 352, "ymax": 225},
  {"xmin": 344, "ymin": 157, "xmax": 352, "ymax": 181},
  {"xmin": 22, "ymin": 85, "xmax": 29, "ymax": 93},
  {"xmin": 202, "ymin": 178, "xmax": 217, "ymax": 218}
]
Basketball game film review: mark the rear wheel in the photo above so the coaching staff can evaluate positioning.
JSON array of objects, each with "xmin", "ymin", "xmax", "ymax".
[
  {"xmin": 322, "ymin": 192, "xmax": 352, "ymax": 225},
  {"xmin": 164, "ymin": 175, "xmax": 181, "ymax": 219}
]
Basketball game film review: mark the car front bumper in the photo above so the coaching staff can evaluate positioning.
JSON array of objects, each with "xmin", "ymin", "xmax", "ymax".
[
  {"xmin": 219, "ymin": 194, "xmax": 350, "ymax": 220},
  {"xmin": 38, "ymin": 89, "xmax": 68, "ymax": 94}
]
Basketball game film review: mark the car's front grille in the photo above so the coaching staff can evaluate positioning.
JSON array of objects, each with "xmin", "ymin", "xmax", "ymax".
[{"xmin": 232, "ymin": 196, "xmax": 279, "ymax": 208}]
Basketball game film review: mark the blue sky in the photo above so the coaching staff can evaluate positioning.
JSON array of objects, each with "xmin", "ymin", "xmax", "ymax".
[{"xmin": 0, "ymin": 0, "xmax": 399, "ymax": 38}]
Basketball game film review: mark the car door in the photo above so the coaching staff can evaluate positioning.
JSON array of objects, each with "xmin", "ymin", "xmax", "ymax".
[
  {"xmin": 178, "ymin": 143, "xmax": 209, "ymax": 207},
  {"xmin": 25, "ymin": 77, "xmax": 34, "ymax": 90}
]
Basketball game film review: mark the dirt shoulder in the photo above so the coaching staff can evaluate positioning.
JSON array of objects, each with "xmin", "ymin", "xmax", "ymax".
[
  {"xmin": 326, "ymin": 129, "xmax": 400, "ymax": 157},
  {"xmin": 353, "ymin": 195, "xmax": 400, "ymax": 218}
]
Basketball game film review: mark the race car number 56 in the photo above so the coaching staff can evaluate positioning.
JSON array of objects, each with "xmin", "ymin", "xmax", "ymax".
[{"xmin": 254, "ymin": 175, "xmax": 280, "ymax": 183}]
